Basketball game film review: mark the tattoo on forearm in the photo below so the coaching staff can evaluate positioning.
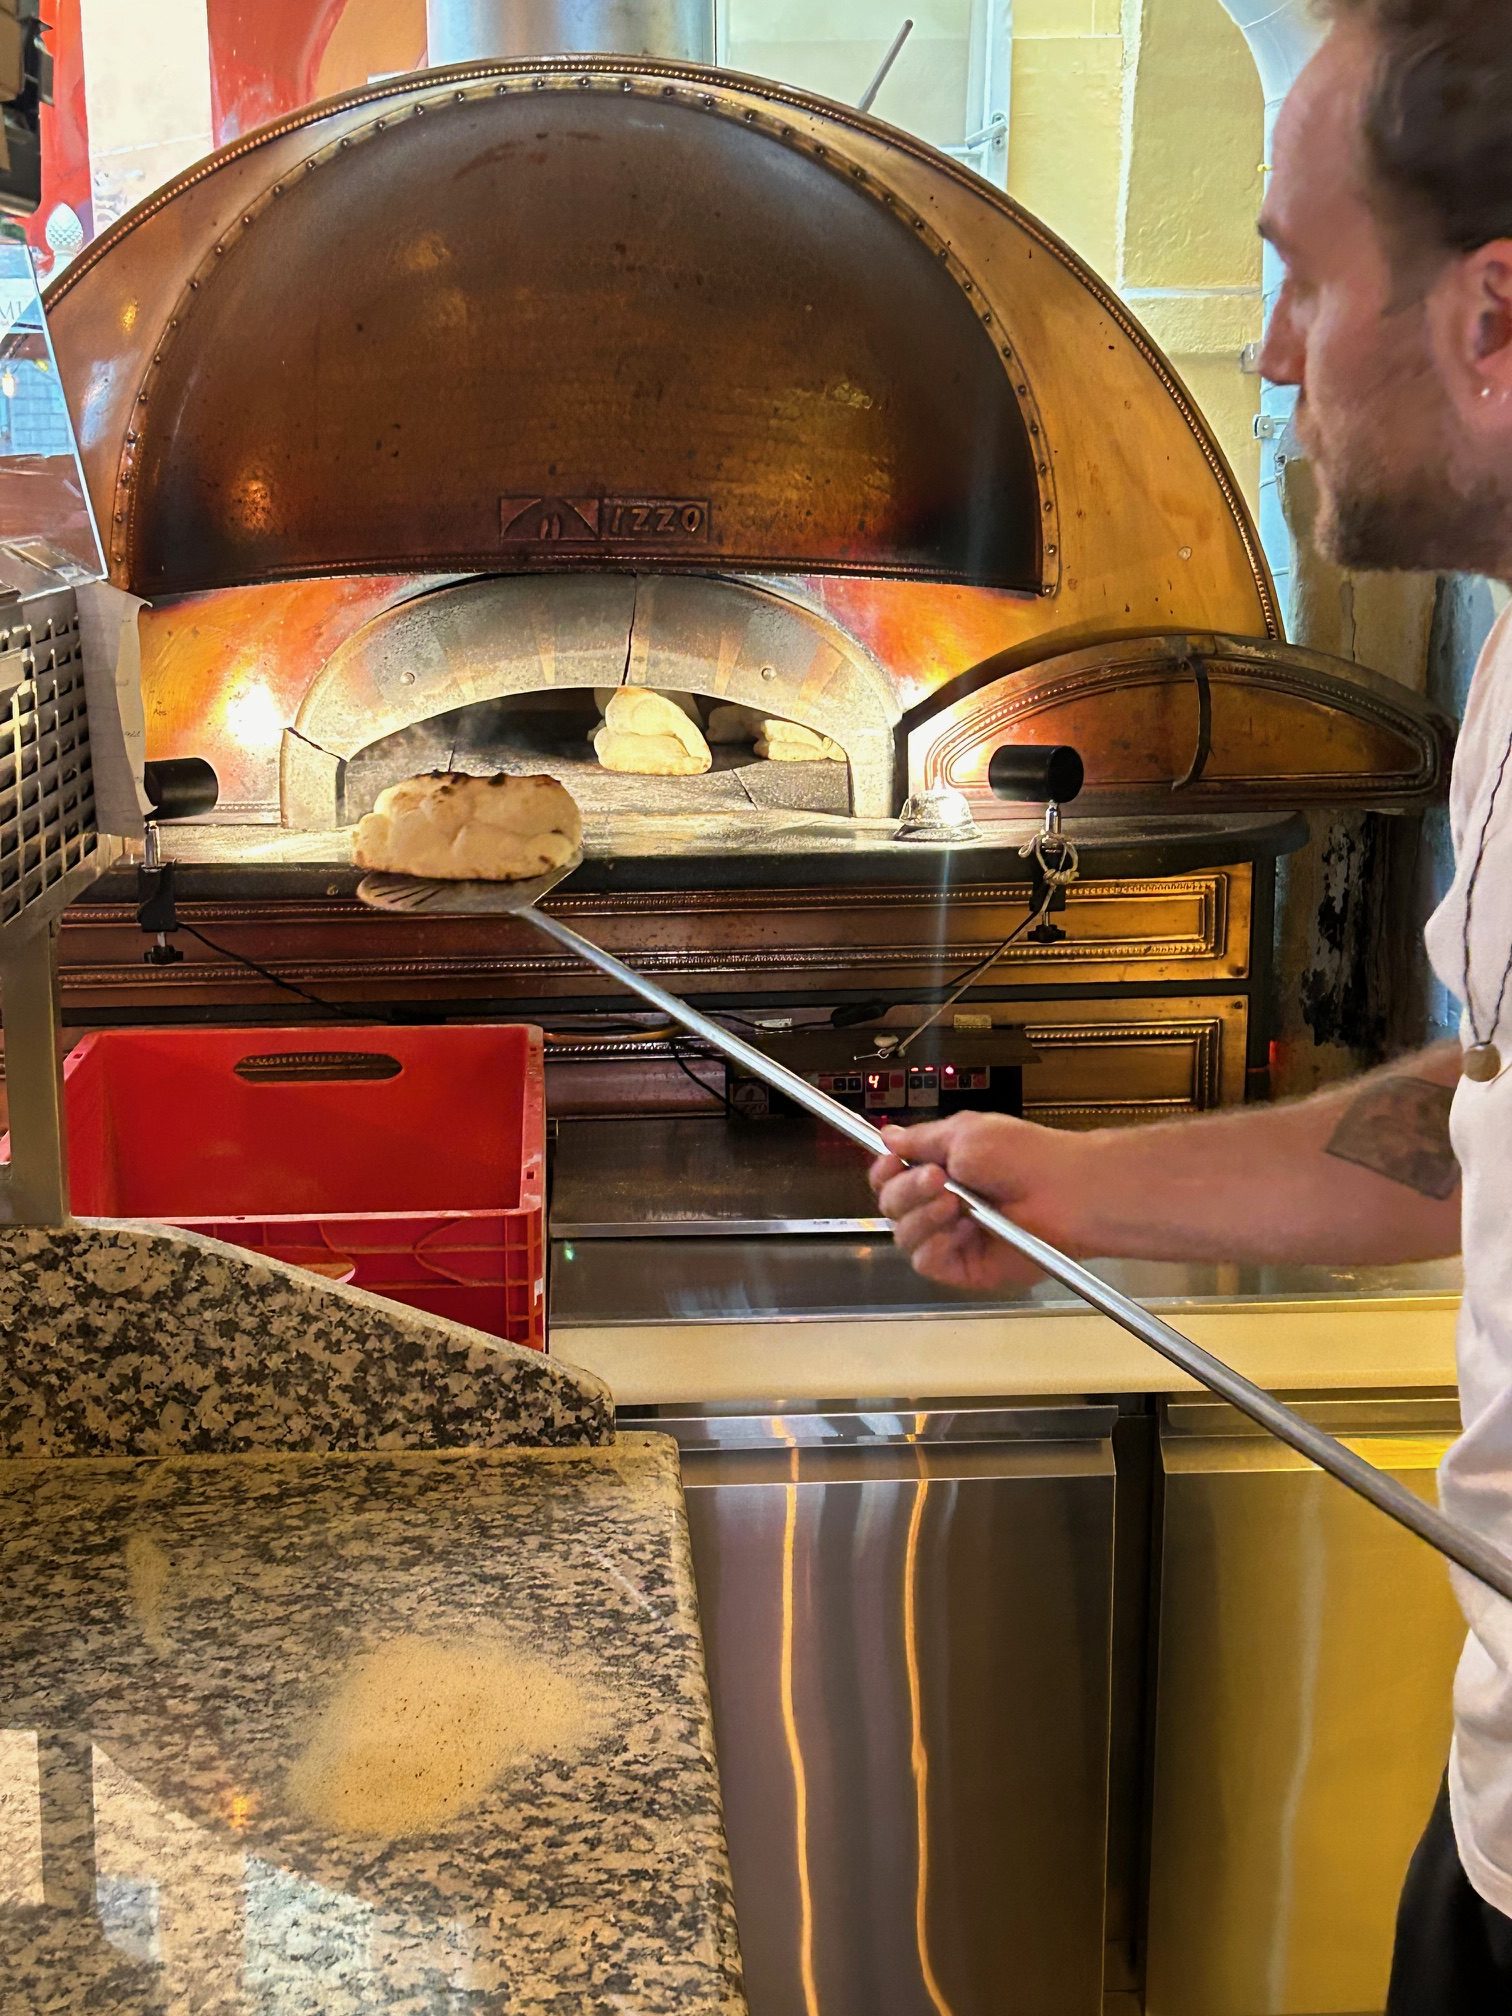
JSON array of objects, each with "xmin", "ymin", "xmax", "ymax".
[{"xmin": 1324, "ymin": 1076, "xmax": 1460, "ymax": 1201}]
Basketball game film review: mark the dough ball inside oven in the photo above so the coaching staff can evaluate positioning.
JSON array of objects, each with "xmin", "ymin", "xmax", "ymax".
[
  {"xmin": 591, "ymin": 687, "xmax": 712, "ymax": 776},
  {"xmin": 592, "ymin": 726, "xmax": 710, "ymax": 776},
  {"xmin": 353, "ymin": 771, "xmax": 582, "ymax": 882},
  {"xmin": 707, "ymin": 703, "xmax": 844, "ymax": 763},
  {"xmin": 756, "ymin": 723, "xmax": 845, "ymax": 763}
]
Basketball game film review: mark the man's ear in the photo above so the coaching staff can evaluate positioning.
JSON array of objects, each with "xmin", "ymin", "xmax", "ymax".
[{"xmin": 1457, "ymin": 243, "xmax": 1512, "ymax": 408}]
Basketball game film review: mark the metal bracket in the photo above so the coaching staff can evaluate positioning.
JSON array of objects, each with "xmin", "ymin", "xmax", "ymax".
[
  {"xmin": 945, "ymin": 110, "xmax": 1009, "ymax": 159},
  {"xmin": 0, "ymin": 911, "xmax": 68, "ymax": 1225},
  {"xmin": 136, "ymin": 819, "xmax": 185, "ymax": 965},
  {"xmin": 1017, "ymin": 806, "xmax": 1080, "ymax": 944}
]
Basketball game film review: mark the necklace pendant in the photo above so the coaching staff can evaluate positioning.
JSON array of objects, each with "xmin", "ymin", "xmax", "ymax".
[{"xmin": 1464, "ymin": 1041, "xmax": 1503, "ymax": 1083}]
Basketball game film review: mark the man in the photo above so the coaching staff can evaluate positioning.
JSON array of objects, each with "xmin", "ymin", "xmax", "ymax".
[{"xmin": 872, "ymin": 3, "xmax": 1512, "ymax": 2005}]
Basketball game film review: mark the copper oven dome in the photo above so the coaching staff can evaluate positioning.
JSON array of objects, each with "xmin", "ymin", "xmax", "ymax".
[
  {"xmin": 49, "ymin": 63, "xmax": 1056, "ymax": 599},
  {"xmin": 49, "ymin": 54, "xmax": 1290, "ymax": 655}
]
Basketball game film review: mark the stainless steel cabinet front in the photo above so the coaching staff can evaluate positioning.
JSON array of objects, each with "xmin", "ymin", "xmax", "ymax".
[{"xmin": 674, "ymin": 1415, "xmax": 1117, "ymax": 2016}]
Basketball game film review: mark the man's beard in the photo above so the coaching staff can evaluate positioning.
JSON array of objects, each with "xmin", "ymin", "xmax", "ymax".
[
  {"xmin": 1311, "ymin": 364, "xmax": 1511, "ymax": 577},
  {"xmin": 1320, "ymin": 464, "xmax": 1510, "ymax": 577}
]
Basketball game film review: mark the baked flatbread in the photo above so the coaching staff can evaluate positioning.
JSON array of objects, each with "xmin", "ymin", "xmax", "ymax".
[
  {"xmin": 353, "ymin": 771, "xmax": 582, "ymax": 882},
  {"xmin": 595, "ymin": 686, "xmax": 702, "ymax": 727},
  {"xmin": 756, "ymin": 725, "xmax": 846, "ymax": 763}
]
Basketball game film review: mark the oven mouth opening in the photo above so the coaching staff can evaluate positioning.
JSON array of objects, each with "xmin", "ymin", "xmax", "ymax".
[
  {"xmin": 275, "ymin": 573, "xmax": 903, "ymax": 836},
  {"xmin": 342, "ymin": 689, "xmax": 854, "ymax": 825}
]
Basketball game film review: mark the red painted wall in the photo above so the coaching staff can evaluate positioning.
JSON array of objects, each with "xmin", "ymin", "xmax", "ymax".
[
  {"xmin": 28, "ymin": 0, "xmax": 91, "ymax": 279},
  {"xmin": 24, "ymin": 0, "xmax": 428, "ymax": 274},
  {"xmin": 208, "ymin": 0, "xmax": 426, "ymax": 146}
]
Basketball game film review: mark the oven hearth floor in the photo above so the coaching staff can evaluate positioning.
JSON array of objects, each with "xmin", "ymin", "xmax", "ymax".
[{"xmin": 351, "ymin": 731, "xmax": 853, "ymax": 821}]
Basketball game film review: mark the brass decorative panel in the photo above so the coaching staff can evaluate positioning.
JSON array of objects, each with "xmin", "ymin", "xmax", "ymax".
[
  {"xmin": 909, "ymin": 632, "xmax": 1454, "ymax": 814},
  {"xmin": 1019, "ymin": 998, "xmax": 1250, "ymax": 1124},
  {"xmin": 56, "ymin": 870, "xmax": 1254, "ymax": 1008}
]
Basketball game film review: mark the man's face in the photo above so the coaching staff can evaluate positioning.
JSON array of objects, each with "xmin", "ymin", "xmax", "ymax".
[{"xmin": 1259, "ymin": 23, "xmax": 1510, "ymax": 577}]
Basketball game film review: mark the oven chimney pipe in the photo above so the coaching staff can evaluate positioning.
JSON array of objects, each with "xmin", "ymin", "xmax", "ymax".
[{"xmin": 426, "ymin": 0, "xmax": 715, "ymax": 65}]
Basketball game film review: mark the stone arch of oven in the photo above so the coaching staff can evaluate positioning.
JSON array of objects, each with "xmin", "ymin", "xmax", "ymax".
[{"xmin": 279, "ymin": 572, "xmax": 903, "ymax": 827}]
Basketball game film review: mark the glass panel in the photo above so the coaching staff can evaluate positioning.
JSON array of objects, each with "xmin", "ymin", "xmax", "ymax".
[
  {"xmin": 0, "ymin": 225, "xmax": 104, "ymax": 587},
  {"xmin": 39, "ymin": 0, "xmax": 1013, "ymax": 285},
  {"xmin": 551, "ymin": 1235, "xmax": 1463, "ymax": 1329}
]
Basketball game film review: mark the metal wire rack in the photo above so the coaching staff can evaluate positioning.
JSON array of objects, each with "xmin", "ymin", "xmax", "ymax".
[
  {"xmin": 0, "ymin": 587, "xmax": 96, "ymax": 928},
  {"xmin": 0, "ymin": 582, "xmax": 104, "ymax": 1225}
]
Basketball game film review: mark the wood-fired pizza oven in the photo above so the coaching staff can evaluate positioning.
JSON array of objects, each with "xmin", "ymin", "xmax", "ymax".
[{"xmin": 38, "ymin": 53, "xmax": 1452, "ymax": 1121}]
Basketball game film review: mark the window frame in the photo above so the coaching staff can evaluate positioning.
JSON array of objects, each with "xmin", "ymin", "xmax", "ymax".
[{"xmin": 713, "ymin": 0, "xmax": 1013, "ymax": 188}]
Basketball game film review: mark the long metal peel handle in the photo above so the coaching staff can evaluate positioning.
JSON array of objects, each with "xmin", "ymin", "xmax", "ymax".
[{"xmin": 525, "ymin": 905, "xmax": 1512, "ymax": 1606}]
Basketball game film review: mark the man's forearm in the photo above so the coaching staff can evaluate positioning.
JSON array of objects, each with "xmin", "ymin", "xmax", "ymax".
[{"xmin": 1070, "ymin": 1042, "xmax": 1463, "ymax": 1267}]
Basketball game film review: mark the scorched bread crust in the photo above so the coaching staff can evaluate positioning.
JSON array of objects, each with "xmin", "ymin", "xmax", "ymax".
[{"xmin": 352, "ymin": 771, "xmax": 582, "ymax": 881}]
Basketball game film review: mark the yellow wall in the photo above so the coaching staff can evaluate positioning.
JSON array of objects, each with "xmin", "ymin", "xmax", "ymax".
[
  {"xmin": 1008, "ymin": 0, "xmax": 1265, "ymax": 507},
  {"xmin": 1121, "ymin": 0, "xmax": 1263, "ymax": 288},
  {"xmin": 1008, "ymin": 0, "xmax": 1124, "ymax": 278}
]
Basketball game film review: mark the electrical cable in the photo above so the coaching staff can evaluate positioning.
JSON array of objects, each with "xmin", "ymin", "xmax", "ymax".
[
  {"xmin": 177, "ymin": 923, "xmax": 399, "ymax": 1025},
  {"xmin": 716, "ymin": 1009, "xmax": 838, "ymax": 1034},
  {"xmin": 173, "ymin": 930, "xmax": 802, "ymax": 1056},
  {"xmin": 829, "ymin": 871, "xmax": 1069, "ymax": 1037},
  {"xmin": 668, "ymin": 1036, "xmax": 743, "ymax": 1118},
  {"xmin": 542, "ymin": 1019, "xmax": 680, "ymax": 1046},
  {"xmin": 850, "ymin": 819, "xmax": 1084, "ymax": 1044},
  {"xmin": 177, "ymin": 905, "xmax": 1055, "ymax": 1058}
]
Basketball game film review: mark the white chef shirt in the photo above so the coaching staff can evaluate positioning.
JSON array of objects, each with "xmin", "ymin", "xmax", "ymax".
[{"xmin": 1422, "ymin": 604, "xmax": 1512, "ymax": 1917}]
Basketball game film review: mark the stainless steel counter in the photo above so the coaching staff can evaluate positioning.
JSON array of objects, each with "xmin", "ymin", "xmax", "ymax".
[
  {"xmin": 553, "ymin": 1118, "xmax": 884, "ymax": 1240},
  {"xmin": 549, "ymin": 1115, "xmax": 1462, "ymax": 1403},
  {"xmin": 552, "ymin": 1240, "xmax": 1462, "ymax": 1404}
]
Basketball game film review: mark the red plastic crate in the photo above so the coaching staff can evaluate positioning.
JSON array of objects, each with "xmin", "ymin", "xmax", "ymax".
[{"xmin": 8, "ymin": 1025, "xmax": 547, "ymax": 1350}]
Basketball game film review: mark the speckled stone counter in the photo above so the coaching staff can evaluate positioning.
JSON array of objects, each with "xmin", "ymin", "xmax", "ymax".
[
  {"xmin": 0, "ymin": 1434, "xmax": 746, "ymax": 2014},
  {"xmin": 0, "ymin": 1221, "xmax": 612, "ymax": 1457}
]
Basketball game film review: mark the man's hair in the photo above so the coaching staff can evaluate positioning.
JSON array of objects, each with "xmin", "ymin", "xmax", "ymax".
[{"xmin": 1327, "ymin": 1, "xmax": 1512, "ymax": 256}]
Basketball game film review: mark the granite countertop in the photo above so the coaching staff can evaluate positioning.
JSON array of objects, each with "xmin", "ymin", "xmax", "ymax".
[
  {"xmin": 0, "ymin": 1434, "xmax": 746, "ymax": 2015},
  {"xmin": 0, "ymin": 1221, "xmax": 613, "ymax": 1459}
]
